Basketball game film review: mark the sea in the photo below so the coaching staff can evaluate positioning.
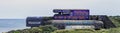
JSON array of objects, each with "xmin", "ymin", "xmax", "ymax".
[{"xmin": 0, "ymin": 19, "xmax": 29, "ymax": 33}]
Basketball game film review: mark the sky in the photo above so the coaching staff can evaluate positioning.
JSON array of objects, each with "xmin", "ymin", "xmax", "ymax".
[{"xmin": 0, "ymin": 0, "xmax": 120, "ymax": 19}]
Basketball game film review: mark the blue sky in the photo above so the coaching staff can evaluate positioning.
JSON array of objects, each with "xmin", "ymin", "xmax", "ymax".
[{"xmin": 0, "ymin": 0, "xmax": 120, "ymax": 18}]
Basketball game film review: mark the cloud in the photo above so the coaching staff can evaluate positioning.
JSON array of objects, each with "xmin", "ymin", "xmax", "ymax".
[{"xmin": 0, "ymin": 0, "xmax": 120, "ymax": 18}]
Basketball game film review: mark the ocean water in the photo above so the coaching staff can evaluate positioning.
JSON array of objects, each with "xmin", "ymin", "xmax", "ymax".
[{"xmin": 0, "ymin": 19, "xmax": 29, "ymax": 33}]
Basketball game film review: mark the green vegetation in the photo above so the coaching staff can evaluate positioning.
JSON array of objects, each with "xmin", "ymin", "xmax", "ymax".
[
  {"xmin": 7, "ymin": 25, "xmax": 57, "ymax": 33},
  {"xmin": 109, "ymin": 16, "xmax": 120, "ymax": 27},
  {"xmin": 7, "ymin": 16, "xmax": 120, "ymax": 33},
  {"xmin": 52, "ymin": 28, "xmax": 120, "ymax": 33}
]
